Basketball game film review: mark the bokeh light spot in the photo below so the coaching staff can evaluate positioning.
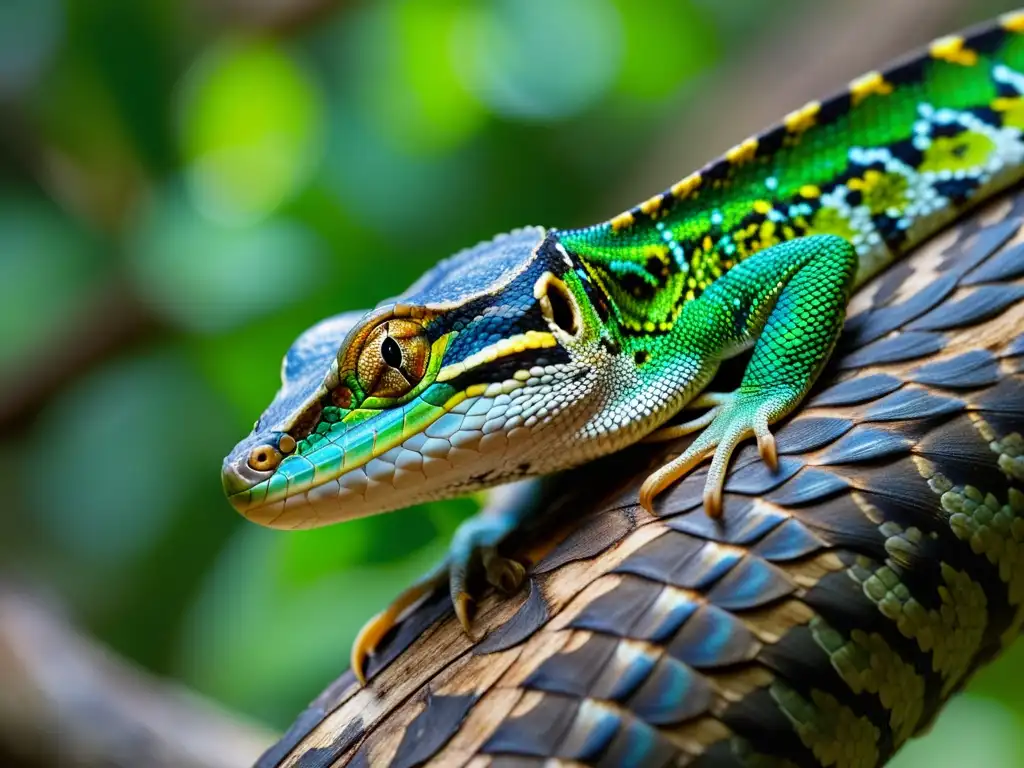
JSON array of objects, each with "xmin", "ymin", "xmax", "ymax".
[
  {"xmin": 614, "ymin": 0, "xmax": 719, "ymax": 100},
  {"xmin": 178, "ymin": 37, "xmax": 324, "ymax": 224},
  {"xmin": 0, "ymin": 0, "xmax": 63, "ymax": 97},
  {"xmin": 452, "ymin": 0, "xmax": 623, "ymax": 121},
  {"xmin": 130, "ymin": 188, "xmax": 325, "ymax": 332},
  {"xmin": 343, "ymin": 0, "xmax": 487, "ymax": 156}
]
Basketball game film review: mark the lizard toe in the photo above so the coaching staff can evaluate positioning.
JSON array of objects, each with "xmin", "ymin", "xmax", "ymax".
[
  {"xmin": 640, "ymin": 388, "xmax": 796, "ymax": 518},
  {"xmin": 350, "ymin": 572, "xmax": 445, "ymax": 685},
  {"xmin": 484, "ymin": 548, "xmax": 527, "ymax": 594}
]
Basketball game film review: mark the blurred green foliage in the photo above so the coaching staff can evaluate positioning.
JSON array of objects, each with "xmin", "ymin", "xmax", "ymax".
[{"xmin": 2, "ymin": 0, "xmax": 1024, "ymax": 763}]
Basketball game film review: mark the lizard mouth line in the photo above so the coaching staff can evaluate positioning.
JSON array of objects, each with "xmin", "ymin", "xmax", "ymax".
[
  {"xmin": 229, "ymin": 393, "xmax": 462, "ymax": 513},
  {"xmin": 228, "ymin": 380, "xmax": 533, "ymax": 515},
  {"xmin": 228, "ymin": 331, "xmax": 564, "ymax": 515}
]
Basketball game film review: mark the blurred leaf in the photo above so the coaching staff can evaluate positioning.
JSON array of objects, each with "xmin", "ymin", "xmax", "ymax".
[
  {"xmin": 962, "ymin": 637, "xmax": 1024, "ymax": 704},
  {"xmin": 188, "ymin": 310, "xmax": 309, "ymax": 431},
  {"xmin": 889, "ymin": 695, "xmax": 1024, "ymax": 768},
  {"xmin": 180, "ymin": 523, "xmax": 451, "ymax": 726},
  {"xmin": 67, "ymin": 0, "xmax": 180, "ymax": 171},
  {"xmin": 452, "ymin": 0, "xmax": 623, "ymax": 121},
  {"xmin": 0, "ymin": 0, "xmax": 63, "ymax": 98},
  {"xmin": 178, "ymin": 36, "xmax": 325, "ymax": 223},
  {"xmin": 130, "ymin": 186, "xmax": 327, "ymax": 332},
  {"xmin": 0, "ymin": 193, "xmax": 100, "ymax": 368},
  {"xmin": 313, "ymin": 5, "xmax": 489, "ymax": 244},
  {"xmin": 277, "ymin": 498, "xmax": 478, "ymax": 588},
  {"xmin": 318, "ymin": 93, "xmax": 484, "ymax": 243},
  {"xmin": 344, "ymin": 0, "xmax": 487, "ymax": 156},
  {"xmin": 613, "ymin": 0, "xmax": 719, "ymax": 100},
  {"xmin": 278, "ymin": 524, "xmax": 373, "ymax": 588},
  {"xmin": 23, "ymin": 349, "xmax": 225, "ymax": 570}
]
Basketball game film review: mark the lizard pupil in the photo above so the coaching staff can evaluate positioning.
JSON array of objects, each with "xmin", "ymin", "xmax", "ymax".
[{"xmin": 381, "ymin": 336, "xmax": 403, "ymax": 368}]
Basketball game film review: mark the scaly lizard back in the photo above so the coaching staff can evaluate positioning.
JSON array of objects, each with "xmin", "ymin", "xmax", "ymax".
[{"xmin": 560, "ymin": 16, "xmax": 1024, "ymax": 334}]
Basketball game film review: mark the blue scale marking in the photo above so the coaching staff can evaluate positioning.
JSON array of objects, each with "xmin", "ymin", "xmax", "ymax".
[
  {"xmin": 754, "ymin": 519, "xmax": 826, "ymax": 561},
  {"xmin": 604, "ymin": 650, "xmax": 658, "ymax": 701},
  {"xmin": 643, "ymin": 595, "xmax": 699, "ymax": 643},
  {"xmin": 614, "ymin": 718, "xmax": 665, "ymax": 768},
  {"xmin": 631, "ymin": 659, "xmax": 699, "ymax": 725},
  {"xmin": 570, "ymin": 704, "xmax": 621, "ymax": 761}
]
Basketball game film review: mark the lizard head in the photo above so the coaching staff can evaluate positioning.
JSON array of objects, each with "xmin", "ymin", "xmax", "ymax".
[{"xmin": 222, "ymin": 227, "xmax": 631, "ymax": 529}]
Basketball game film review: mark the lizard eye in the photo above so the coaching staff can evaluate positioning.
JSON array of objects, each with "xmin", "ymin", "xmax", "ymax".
[
  {"xmin": 356, "ymin": 320, "xmax": 430, "ymax": 399},
  {"xmin": 381, "ymin": 336, "xmax": 403, "ymax": 367}
]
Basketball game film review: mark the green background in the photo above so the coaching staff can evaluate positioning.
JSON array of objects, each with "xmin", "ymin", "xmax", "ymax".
[{"xmin": 1, "ymin": 0, "xmax": 1022, "ymax": 764}]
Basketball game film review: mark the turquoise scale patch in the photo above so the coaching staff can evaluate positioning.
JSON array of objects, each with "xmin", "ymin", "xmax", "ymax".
[{"xmin": 308, "ymin": 443, "xmax": 344, "ymax": 482}]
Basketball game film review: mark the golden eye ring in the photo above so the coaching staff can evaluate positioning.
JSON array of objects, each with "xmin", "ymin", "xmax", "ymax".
[{"xmin": 353, "ymin": 319, "xmax": 431, "ymax": 400}]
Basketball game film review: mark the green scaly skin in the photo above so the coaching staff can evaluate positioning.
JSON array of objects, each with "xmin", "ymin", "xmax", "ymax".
[{"xmin": 222, "ymin": 12, "xmax": 1024, "ymax": 680}]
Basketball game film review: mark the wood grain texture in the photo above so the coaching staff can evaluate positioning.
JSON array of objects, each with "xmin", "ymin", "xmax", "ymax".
[{"xmin": 262, "ymin": 187, "xmax": 1024, "ymax": 768}]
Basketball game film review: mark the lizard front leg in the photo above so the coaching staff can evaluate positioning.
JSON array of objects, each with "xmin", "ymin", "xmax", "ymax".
[
  {"xmin": 640, "ymin": 235, "xmax": 858, "ymax": 517},
  {"xmin": 351, "ymin": 478, "xmax": 543, "ymax": 683}
]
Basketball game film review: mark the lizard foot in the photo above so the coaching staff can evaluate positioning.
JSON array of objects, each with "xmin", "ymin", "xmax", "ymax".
[
  {"xmin": 640, "ymin": 387, "xmax": 792, "ymax": 518},
  {"xmin": 642, "ymin": 391, "xmax": 737, "ymax": 443},
  {"xmin": 351, "ymin": 573, "xmax": 445, "ymax": 685},
  {"xmin": 351, "ymin": 511, "xmax": 527, "ymax": 685}
]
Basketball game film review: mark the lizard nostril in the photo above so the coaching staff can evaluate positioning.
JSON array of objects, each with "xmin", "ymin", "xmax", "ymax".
[{"xmin": 248, "ymin": 444, "xmax": 283, "ymax": 472}]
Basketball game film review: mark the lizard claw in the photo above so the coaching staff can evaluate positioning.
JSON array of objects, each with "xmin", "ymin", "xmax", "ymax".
[
  {"xmin": 640, "ymin": 388, "xmax": 792, "ymax": 518},
  {"xmin": 350, "ymin": 517, "xmax": 527, "ymax": 685},
  {"xmin": 454, "ymin": 592, "xmax": 476, "ymax": 637},
  {"xmin": 758, "ymin": 427, "xmax": 779, "ymax": 471},
  {"xmin": 483, "ymin": 547, "xmax": 527, "ymax": 594},
  {"xmin": 350, "ymin": 574, "xmax": 443, "ymax": 685}
]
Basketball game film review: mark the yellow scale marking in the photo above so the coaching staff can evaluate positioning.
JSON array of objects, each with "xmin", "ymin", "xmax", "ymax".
[
  {"xmin": 1004, "ymin": 10, "xmax": 1024, "ymax": 33},
  {"xmin": 848, "ymin": 535, "xmax": 988, "ymax": 697},
  {"xmin": 436, "ymin": 330, "xmax": 557, "ymax": 383},
  {"xmin": 930, "ymin": 35, "xmax": 980, "ymax": 67},
  {"xmin": 725, "ymin": 137, "xmax": 759, "ymax": 166},
  {"xmin": 935, "ymin": 476, "xmax": 1024, "ymax": 649},
  {"xmin": 848, "ymin": 71, "xmax": 893, "ymax": 106},
  {"xmin": 640, "ymin": 194, "xmax": 664, "ymax": 216},
  {"xmin": 610, "ymin": 211, "xmax": 635, "ymax": 232},
  {"xmin": 784, "ymin": 101, "xmax": 821, "ymax": 134},
  {"xmin": 671, "ymin": 172, "xmax": 703, "ymax": 200}
]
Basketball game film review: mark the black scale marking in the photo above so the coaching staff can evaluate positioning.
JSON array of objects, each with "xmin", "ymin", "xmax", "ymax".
[{"xmin": 838, "ymin": 331, "xmax": 947, "ymax": 369}]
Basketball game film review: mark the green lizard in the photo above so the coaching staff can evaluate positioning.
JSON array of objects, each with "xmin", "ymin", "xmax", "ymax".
[{"xmin": 223, "ymin": 12, "xmax": 1024, "ymax": 682}]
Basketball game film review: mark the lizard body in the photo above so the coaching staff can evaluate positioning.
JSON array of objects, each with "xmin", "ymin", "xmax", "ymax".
[{"xmin": 223, "ymin": 13, "xmax": 1024, "ymax": 680}]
